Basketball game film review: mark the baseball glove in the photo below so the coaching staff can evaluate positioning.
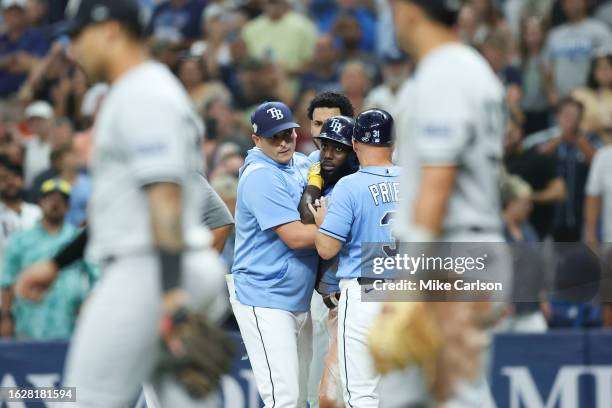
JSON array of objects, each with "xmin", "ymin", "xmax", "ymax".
[
  {"xmin": 156, "ymin": 307, "xmax": 235, "ymax": 399},
  {"xmin": 368, "ymin": 301, "xmax": 487, "ymax": 402}
]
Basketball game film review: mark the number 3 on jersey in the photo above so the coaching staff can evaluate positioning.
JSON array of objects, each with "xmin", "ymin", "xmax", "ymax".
[{"xmin": 380, "ymin": 210, "xmax": 398, "ymax": 257}]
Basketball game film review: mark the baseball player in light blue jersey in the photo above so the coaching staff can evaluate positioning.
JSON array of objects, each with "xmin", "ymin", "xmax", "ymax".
[
  {"xmin": 230, "ymin": 101, "xmax": 319, "ymax": 407},
  {"xmin": 310, "ymin": 109, "xmax": 399, "ymax": 408}
]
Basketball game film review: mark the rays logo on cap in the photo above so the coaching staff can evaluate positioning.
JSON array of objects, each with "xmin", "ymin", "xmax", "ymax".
[
  {"xmin": 330, "ymin": 119, "xmax": 344, "ymax": 134},
  {"xmin": 267, "ymin": 107, "xmax": 284, "ymax": 120}
]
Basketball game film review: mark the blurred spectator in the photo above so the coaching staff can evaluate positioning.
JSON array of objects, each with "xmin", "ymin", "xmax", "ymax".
[
  {"xmin": 482, "ymin": 29, "xmax": 524, "ymax": 124},
  {"xmin": 544, "ymin": 0, "xmax": 612, "ymax": 104},
  {"xmin": 596, "ymin": 0, "xmax": 612, "ymax": 29},
  {"xmin": 340, "ymin": 60, "xmax": 370, "ymax": 114},
  {"xmin": 364, "ymin": 52, "xmax": 412, "ymax": 113},
  {"xmin": 73, "ymin": 83, "xmax": 108, "ymax": 169},
  {"xmin": 147, "ymin": 0, "xmax": 205, "ymax": 42},
  {"xmin": 203, "ymin": 98, "xmax": 251, "ymax": 155},
  {"xmin": 177, "ymin": 56, "xmax": 231, "ymax": 113},
  {"xmin": 520, "ymin": 15, "xmax": 552, "ymax": 135},
  {"xmin": 312, "ymin": 0, "xmax": 377, "ymax": 53},
  {"xmin": 23, "ymin": 100, "xmax": 53, "ymax": 188},
  {"xmin": 0, "ymin": 0, "xmax": 50, "ymax": 97},
  {"xmin": 500, "ymin": 174, "xmax": 548, "ymax": 333},
  {"xmin": 241, "ymin": 0, "xmax": 317, "ymax": 74},
  {"xmin": 0, "ymin": 158, "xmax": 41, "ymax": 296},
  {"xmin": 332, "ymin": 13, "xmax": 380, "ymax": 82},
  {"xmin": 25, "ymin": 0, "xmax": 48, "ymax": 29},
  {"xmin": 524, "ymin": 98, "xmax": 602, "ymax": 241},
  {"xmin": 373, "ymin": 0, "xmax": 399, "ymax": 57},
  {"xmin": 463, "ymin": 0, "xmax": 513, "ymax": 48},
  {"xmin": 0, "ymin": 178, "xmax": 95, "ymax": 339},
  {"xmin": 300, "ymin": 34, "xmax": 341, "ymax": 93},
  {"xmin": 233, "ymin": 58, "xmax": 292, "ymax": 112},
  {"xmin": 209, "ymin": 142, "xmax": 245, "ymax": 180},
  {"xmin": 505, "ymin": 113, "xmax": 567, "ymax": 239},
  {"xmin": 459, "ymin": 3, "xmax": 480, "ymax": 47},
  {"xmin": 504, "ymin": 0, "xmax": 553, "ymax": 39},
  {"xmin": 149, "ymin": 30, "xmax": 184, "ymax": 73},
  {"xmin": 190, "ymin": 3, "xmax": 246, "ymax": 80},
  {"xmin": 572, "ymin": 47, "xmax": 612, "ymax": 144}
]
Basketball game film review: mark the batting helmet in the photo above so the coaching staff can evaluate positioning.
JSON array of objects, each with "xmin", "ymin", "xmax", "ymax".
[
  {"xmin": 353, "ymin": 109, "xmax": 393, "ymax": 145},
  {"xmin": 316, "ymin": 116, "xmax": 355, "ymax": 147}
]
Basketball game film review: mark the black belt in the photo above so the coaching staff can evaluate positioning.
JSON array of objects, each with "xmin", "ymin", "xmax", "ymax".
[
  {"xmin": 322, "ymin": 292, "xmax": 340, "ymax": 309},
  {"xmin": 357, "ymin": 277, "xmax": 388, "ymax": 285}
]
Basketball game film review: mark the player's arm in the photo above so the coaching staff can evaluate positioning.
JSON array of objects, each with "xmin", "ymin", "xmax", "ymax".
[
  {"xmin": 309, "ymin": 182, "xmax": 351, "ymax": 259},
  {"xmin": 531, "ymin": 177, "xmax": 566, "ymax": 204},
  {"xmin": 273, "ymin": 222, "xmax": 319, "ymax": 250},
  {"xmin": 1, "ymin": 237, "xmax": 23, "ymax": 337},
  {"xmin": 298, "ymin": 162, "xmax": 324, "ymax": 224},
  {"xmin": 584, "ymin": 195, "xmax": 601, "ymax": 250},
  {"xmin": 211, "ymin": 225, "xmax": 233, "ymax": 253},
  {"xmin": 413, "ymin": 166, "xmax": 458, "ymax": 236},
  {"xmin": 199, "ymin": 175, "xmax": 234, "ymax": 253}
]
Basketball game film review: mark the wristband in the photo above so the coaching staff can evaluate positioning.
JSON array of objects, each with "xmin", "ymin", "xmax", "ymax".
[
  {"xmin": 307, "ymin": 162, "xmax": 324, "ymax": 190},
  {"xmin": 158, "ymin": 249, "xmax": 183, "ymax": 292}
]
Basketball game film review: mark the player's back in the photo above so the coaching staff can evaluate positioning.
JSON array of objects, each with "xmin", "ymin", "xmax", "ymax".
[
  {"xmin": 325, "ymin": 166, "xmax": 400, "ymax": 280},
  {"xmin": 396, "ymin": 43, "xmax": 505, "ymax": 241},
  {"xmin": 88, "ymin": 61, "xmax": 207, "ymax": 260}
]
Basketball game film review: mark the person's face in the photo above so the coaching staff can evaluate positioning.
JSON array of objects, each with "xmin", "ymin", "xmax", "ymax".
[
  {"xmin": 179, "ymin": 59, "xmax": 204, "ymax": 88},
  {"xmin": 70, "ymin": 23, "xmax": 112, "ymax": 83},
  {"xmin": 391, "ymin": 0, "xmax": 422, "ymax": 54},
  {"xmin": 314, "ymin": 36, "xmax": 336, "ymax": 67},
  {"xmin": 318, "ymin": 139, "xmax": 351, "ymax": 175},
  {"xmin": 253, "ymin": 128, "xmax": 296, "ymax": 164},
  {"xmin": 383, "ymin": 62, "xmax": 410, "ymax": 87},
  {"xmin": 311, "ymin": 107, "xmax": 341, "ymax": 138},
  {"xmin": 28, "ymin": 116, "xmax": 52, "ymax": 137},
  {"xmin": 51, "ymin": 124, "xmax": 73, "ymax": 148},
  {"xmin": 0, "ymin": 170, "xmax": 22, "ymax": 200},
  {"xmin": 39, "ymin": 192, "xmax": 68, "ymax": 224},
  {"xmin": 595, "ymin": 57, "xmax": 612, "ymax": 89},
  {"xmin": 523, "ymin": 17, "xmax": 544, "ymax": 50},
  {"xmin": 558, "ymin": 104, "xmax": 582, "ymax": 134},
  {"xmin": 341, "ymin": 64, "xmax": 368, "ymax": 96},
  {"xmin": 562, "ymin": 0, "xmax": 587, "ymax": 20},
  {"xmin": 2, "ymin": 7, "xmax": 27, "ymax": 32},
  {"xmin": 264, "ymin": 0, "xmax": 288, "ymax": 20},
  {"xmin": 481, "ymin": 42, "xmax": 506, "ymax": 72},
  {"xmin": 59, "ymin": 149, "xmax": 79, "ymax": 172}
]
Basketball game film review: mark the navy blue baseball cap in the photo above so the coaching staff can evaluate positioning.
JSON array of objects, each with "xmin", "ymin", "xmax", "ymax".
[
  {"xmin": 250, "ymin": 101, "xmax": 300, "ymax": 138},
  {"xmin": 54, "ymin": 0, "xmax": 143, "ymax": 38}
]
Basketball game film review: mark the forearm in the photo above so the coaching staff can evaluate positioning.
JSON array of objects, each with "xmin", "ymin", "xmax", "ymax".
[
  {"xmin": 289, "ymin": 224, "xmax": 318, "ymax": 249},
  {"xmin": 576, "ymin": 138, "xmax": 596, "ymax": 163},
  {"xmin": 299, "ymin": 185, "xmax": 322, "ymax": 224},
  {"xmin": 531, "ymin": 178, "xmax": 566, "ymax": 204},
  {"xmin": 146, "ymin": 183, "xmax": 184, "ymax": 292},
  {"xmin": 211, "ymin": 224, "xmax": 233, "ymax": 253},
  {"xmin": 584, "ymin": 195, "xmax": 601, "ymax": 242},
  {"xmin": 1, "ymin": 287, "xmax": 13, "ymax": 316}
]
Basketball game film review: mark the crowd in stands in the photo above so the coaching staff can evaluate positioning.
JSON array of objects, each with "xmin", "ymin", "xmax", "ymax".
[{"xmin": 1, "ymin": 0, "xmax": 611, "ymax": 339}]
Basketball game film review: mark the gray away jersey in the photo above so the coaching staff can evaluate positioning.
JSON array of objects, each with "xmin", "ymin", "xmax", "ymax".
[
  {"xmin": 394, "ymin": 43, "xmax": 505, "ymax": 241},
  {"xmin": 87, "ymin": 61, "xmax": 210, "ymax": 260}
]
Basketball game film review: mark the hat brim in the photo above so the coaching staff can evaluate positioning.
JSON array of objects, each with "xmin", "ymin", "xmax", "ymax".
[{"xmin": 258, "ymin": 122, "xmax": 300, "ymax": 138}]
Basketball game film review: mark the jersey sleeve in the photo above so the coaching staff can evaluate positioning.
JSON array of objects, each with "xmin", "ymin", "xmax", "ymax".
[
  {"xmin": 200, "ymin": 176, "xmax": 234, "ymax": 229},
  {"xmin": 586, "ymin": 149, "xmax": 606, "ymax": 196},
  {"xmin": 243, "ymin": 168, "xmax": 301, "ymax": 231},
  {"xmin": 1, "ymin": 235, "xmax": 22, "ymax": 288},
  {"xmin": 319, "ymin": 179, "xmax": 354, "ymax": 242},
  {"xmin": 414, "ymin": 76, "xmax": 473, "ymax": 165},
  {"xmin": 119, "ymin": 93, "xmax": 201, "ymax": 186}
]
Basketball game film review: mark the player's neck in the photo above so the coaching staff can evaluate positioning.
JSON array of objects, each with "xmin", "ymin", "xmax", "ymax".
[
  {"xmin": 107, "ymin": 43, "xmax": 149, "ymax": 84},
  {"xmin": 413, "ymin": 26, "xmax": 459, "ymax": 62}
]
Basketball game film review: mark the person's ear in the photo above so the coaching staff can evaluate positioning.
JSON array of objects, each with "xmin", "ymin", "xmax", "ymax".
[{"xmin": 252, "ymin": 134, "xmax": 261, "ymax": 146}]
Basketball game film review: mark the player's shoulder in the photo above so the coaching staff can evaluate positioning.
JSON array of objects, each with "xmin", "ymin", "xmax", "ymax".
[
  {"xmin": 417, "ymin": 43, "xmax": 495, "ymax": 83},
  {"xmin": 594, "ymin": 144, "xmax": 612, "ymax": 161},
  {"xmin": 113, "ymin": 61, "xmax": 189, "ymax": 106}
]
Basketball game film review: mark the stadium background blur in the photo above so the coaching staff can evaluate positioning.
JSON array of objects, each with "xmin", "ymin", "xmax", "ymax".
[{"xmin": 0, "ymin": 0, "xmax": 611, "ymax": 340}]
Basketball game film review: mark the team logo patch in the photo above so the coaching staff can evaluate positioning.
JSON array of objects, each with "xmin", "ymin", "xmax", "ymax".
[
  {"xmin": 330, "ymin": 119, "xmax": 344, "ymax": 134},
  {"xmin": 267, "ymin": 107, "xmax": 284, "ymax": 120},
  {"xmin": 362, "ymin": 131, "xmax": 371, "ymax": 142}
]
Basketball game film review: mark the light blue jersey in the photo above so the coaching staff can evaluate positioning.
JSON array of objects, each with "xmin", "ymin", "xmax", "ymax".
[
  {"xmin": 308, "ymin": 150, "xmax": 320, "ymax": 163},
  {"xmin": 320, "ymin": 166, "xmax": 400, "ymax": 280},
  {"xmin": 232, "ymin": 148, "xmax": 318, "ymax": 312}
]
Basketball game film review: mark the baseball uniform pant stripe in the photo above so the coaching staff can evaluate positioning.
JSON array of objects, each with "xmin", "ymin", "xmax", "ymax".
[
  {"xmin": 338, "ymin": 279, "xmax": 382, "ymax": 408},
  {"xmin": 253, "ymin": 306, "xmax": 276, "ymax": 408},
  {"xmin": 231, "ymin": 299, "xmax": 312, "ymax": 408}
]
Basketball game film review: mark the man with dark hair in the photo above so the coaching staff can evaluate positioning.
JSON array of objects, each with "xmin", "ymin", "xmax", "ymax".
[
  {"xmin": 524, "ymin": 97, "xmax": 602, "ymax": 241},
  {"xmin": 306, "ymin": 91, "xmax": 354, "ymax": 159}
]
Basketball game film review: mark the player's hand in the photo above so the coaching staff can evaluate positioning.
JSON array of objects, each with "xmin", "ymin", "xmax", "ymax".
[
  {"xmin": 14, "ymin": 260, "xmax": 60, "ymax": 302},
  {"xmin": 308, "ymin": 198, "xmax": 328, "ymax": 227},
  {"xmin": 160, "ymin": 288, "xmax": 189, "ymax": 356},
  {"xmin": 307, "ymin": 162, "xmax": 324, "ymax": 190}
]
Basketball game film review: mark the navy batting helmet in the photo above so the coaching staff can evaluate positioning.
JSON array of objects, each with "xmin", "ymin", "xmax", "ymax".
[
  {"xmin": 353, "ymin": 109, "xmax": 393, "ymax": 145},
  {"xmin": 316, "ymin": 116, "xmax": 355, "ymax": 147}
]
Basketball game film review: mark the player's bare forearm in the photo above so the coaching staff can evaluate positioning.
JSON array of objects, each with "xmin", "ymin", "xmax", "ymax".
[
  {"xmin": 299, "ymin": 185, "xmax": 322, "ymax": 224},
  {"xmin": 211, "ymin": 224, "xmax": 233, "ymax": 253},
  {"xmin": 1, "ymin": 287, "xmax": 14, "ymax": 318},
  {"xmin": 314, "ymin": 233, "xmax": 342, "ymax": 260},
  {"xmin": 584, "ymin": 195, "xmax": 602, "ymax": 244},
  {"xmin": 531, "ymin": 177, "xmax": 566, "ymax": 204},
  {"xmin": 273, "ymin": 221, "xmax": 318, "ymax": 250},
  {"xmin": 146, "ymin": 182, "xmax": 185, "ymax": 252},
  {"xmin": 413, "ymin": 166, "xmax": 457, "ymax": 235}
]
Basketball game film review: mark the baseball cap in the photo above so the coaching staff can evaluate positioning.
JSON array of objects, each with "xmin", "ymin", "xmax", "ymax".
[
  {"xmin": 250, "ymin": 101, "xmax": 300, "ymax": 138},
  {"xmin": 409, "ymin": 0, "xmax": 462, "ymax": 27},
  {"xmin": 2, "ymin": 0, "xmax": 27, "ymax": 10},
  {"xmin": 25, "ymin": 101, "xmax": 54, "ymax": 120},
  {"xmin": 40, "ymin": 178, "xmax": 72, "ymax": 198},
  {"xmin": 54, "ymin": 0, "xmax": 143, "ymax": 38}
]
